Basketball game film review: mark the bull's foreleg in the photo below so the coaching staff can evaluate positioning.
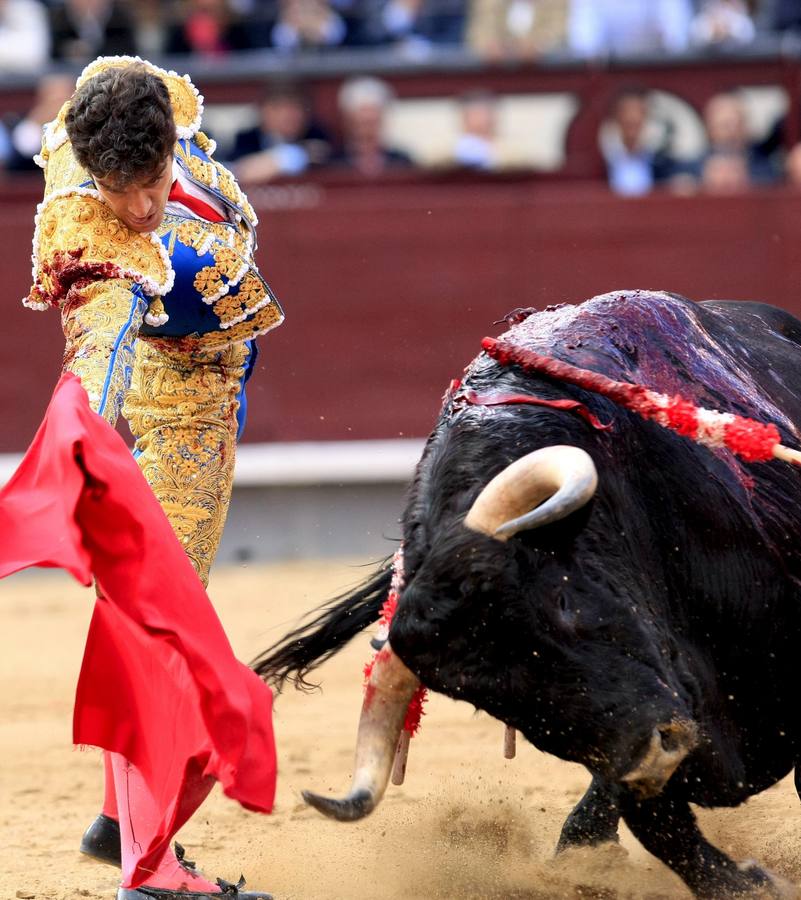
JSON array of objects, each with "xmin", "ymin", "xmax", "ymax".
[
  {"xmin": 556, "ymin": 776, "xmax": 621, "ymax": 853},
  {"xmin": 619, "ymin": 790, "xmax": 791, "ymax": 898}
]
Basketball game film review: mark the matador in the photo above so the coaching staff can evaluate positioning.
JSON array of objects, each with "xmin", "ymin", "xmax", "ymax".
[{"xmin": 22, "ymin": 56, "xmax": 283, "ymax": 900}]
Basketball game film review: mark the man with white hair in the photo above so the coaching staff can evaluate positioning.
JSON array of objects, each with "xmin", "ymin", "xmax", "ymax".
[{"xmin": 333, "ymin": 76, "xmax": 413, "ymax": 176}]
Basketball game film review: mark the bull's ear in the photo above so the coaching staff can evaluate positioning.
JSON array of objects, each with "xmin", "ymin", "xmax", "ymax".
[{"xmin": 464, "ymin": 446, "xmax": 597, "ymax": 541}]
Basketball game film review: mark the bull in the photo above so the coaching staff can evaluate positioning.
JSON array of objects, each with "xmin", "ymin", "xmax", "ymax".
[{"xmin": 255, "ymin": 291, "xmax": 801, "ymax": 898}]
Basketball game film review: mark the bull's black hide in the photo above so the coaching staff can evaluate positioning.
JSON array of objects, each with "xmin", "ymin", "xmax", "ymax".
[{"xmin": 255, "ymin": 291, "xmax": 801, "ymax": 898}]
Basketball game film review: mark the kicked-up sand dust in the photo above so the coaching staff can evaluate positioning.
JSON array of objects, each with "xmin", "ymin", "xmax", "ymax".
[{"xmin": 1, "ymin": 559, "xmax": 800, "ymax": 900}]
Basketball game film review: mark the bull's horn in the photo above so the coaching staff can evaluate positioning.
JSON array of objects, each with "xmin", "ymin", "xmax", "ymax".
[
  {"xmin": 465, "ymin": 445, "xmax": 597, "ymax": 540},
  {"xmin": 303, "ymin": 645, "xmax": 420, "ymax": 821}
]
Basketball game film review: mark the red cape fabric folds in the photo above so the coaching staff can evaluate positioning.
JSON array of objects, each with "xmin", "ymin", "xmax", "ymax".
[{"xmin": 0, "ymin": 373, "xmax": 276, "ymax": 887}]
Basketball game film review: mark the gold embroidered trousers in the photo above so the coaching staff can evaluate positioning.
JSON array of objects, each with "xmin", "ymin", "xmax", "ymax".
[{"xmin": 61, "ymin": 278, "xmax": 248, "ymax": 584}]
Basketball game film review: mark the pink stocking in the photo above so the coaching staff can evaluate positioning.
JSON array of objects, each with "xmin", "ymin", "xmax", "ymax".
[
  {"xmin": 111, "ymin": 752, "xmax": 219, "ymax": 891},
  {"xmin": 102, "ymin": 751, "xmax": 119, "ymax": 820}
]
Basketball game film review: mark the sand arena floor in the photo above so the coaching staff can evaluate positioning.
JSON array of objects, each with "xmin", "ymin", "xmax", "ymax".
[{"xmin": 2, "ymin": 559, "xmax": 800, "ymax": 900}]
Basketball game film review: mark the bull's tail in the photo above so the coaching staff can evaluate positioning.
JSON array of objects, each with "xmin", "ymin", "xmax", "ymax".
[{"xmin": 251, "ymin": 558, "xmax": 394, "ymax": 691}]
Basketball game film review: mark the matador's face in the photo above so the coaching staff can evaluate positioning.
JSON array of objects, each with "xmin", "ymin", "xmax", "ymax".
[{"xmin": 95, "ymin": 156, "xmax": 173, "ymax": 233}]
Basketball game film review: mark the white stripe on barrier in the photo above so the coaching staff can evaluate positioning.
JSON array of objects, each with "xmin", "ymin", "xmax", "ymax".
[{"xmin": 0, "ymin": 439, "xmax": 426, "ymax": 489}]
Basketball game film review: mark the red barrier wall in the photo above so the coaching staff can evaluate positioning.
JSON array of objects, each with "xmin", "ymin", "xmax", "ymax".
[{"xmin": 3, "ymin": 172, "xmax": 801, "ymax": 452}]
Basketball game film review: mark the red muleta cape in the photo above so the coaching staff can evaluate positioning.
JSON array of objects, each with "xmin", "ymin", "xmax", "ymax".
[{"xmin": 0, "ymin": 373, "xmax": 276, "ymax": 887}]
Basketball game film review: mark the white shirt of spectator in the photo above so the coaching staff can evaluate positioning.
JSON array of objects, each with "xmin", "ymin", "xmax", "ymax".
[
  {"xmin": 11, "ymin": 117, "xmax": 43, "ymax": 161},
  {"xmin": 568, "ymin": 0, "xmax": 694, "ymax": 57},
  {"xmin": 507, "ymin": 0, "xmax": 536, "ymax": 37},
  {"xmin": 691, "ymin": 0, "xmax": 755, "ymax": 46},
  {"xmin": 608, "ymin": 153, "xmax": 655, "ymax": 196},
  {"xmin": 455, "ymin": 134, "xmax": 497, "ymax": 170},
  {"xmin": 0, "ymin": 0, "xmax": 50, "ymax": 74}
]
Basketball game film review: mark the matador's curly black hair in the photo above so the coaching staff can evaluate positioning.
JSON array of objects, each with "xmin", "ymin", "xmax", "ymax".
[{"xmin": 65, "ymin": 64, "xmax": 177, "ymax": 187}]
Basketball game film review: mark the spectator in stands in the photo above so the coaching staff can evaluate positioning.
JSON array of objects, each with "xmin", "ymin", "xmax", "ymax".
[
  {"xmin": 166, "ymin": 0, "xmax": 252, "ymax": 55},
  {"xmin": 48, "ymin": 0, "xmax": 135, "ymax": 62},
  {"xmin": 763, "ymin": 0, "xmax": 801, "ymax": 35},
  {"xmin": 690, "ymin": 91, "xmax": 778, "ymax": 186},
  {"xmin": 600, "ymin": 87, "xmax": 680, "ymax": 196},
  {"xmin": 332, "ymin": 76, "xmax": 413, "ymax": 175},
  {"xmin": 567, "ymin": 0, "xmax": 693, "ymax": 57},
  {"xmin": 5, "ymin": 73, "xmax": 74, "ymax": 172},
  {"xmin": 466, "ymin": 0, "xmax": 568, "ymax": 60},
  {"xmin": 228, "ymin": 81, "xmax": 332, "ymax": 182},
  {"xmin": 0, "ymin": 119, "xmax": 11, "ymax": 170},
  {"xmin": 129, "ymin": 0, "xmax": 169, "ymax": 57},
  {"xmin": 701, "ymin": 150, "xmax": 751, "ymax": 193},
  {"xmin": 451, "ymin": 90, "xmax": 501, "ymax": 170},
  {"xmin": 434, "ymin": 89, "xmax": 534, "ymax": 171},
  {"xmin": 270, "ymin": 0, "xmax": 348, "ymax": 51},
  {"xmin": 0, "ymin": 0, "xmax": 50, "ymax": 75},
  {"xmin": 690, "ymin": 0, "xmax": 756, "ymax": 47},
  {"xmin": 784, "ymin": 142, "xmax": 801, "ymax": 188},
  {"xmin": 352, "ymin": 0, "xmax": 465, "ymax": 49}
]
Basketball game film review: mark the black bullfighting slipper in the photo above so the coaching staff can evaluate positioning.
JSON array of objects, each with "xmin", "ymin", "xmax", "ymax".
[
  {"xmin": 80, "ymin": 816, "xmax": 199, "ymax": 879},
  {"xmin": 116, "ymin": 877, "xmax": 273, "ymax": 899},
  {"xmin": 80, "ymin": 813, "xmax": 122, "ymax": 867}
]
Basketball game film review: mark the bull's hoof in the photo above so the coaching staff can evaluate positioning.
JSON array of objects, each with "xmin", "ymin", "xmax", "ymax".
[
  {"xmin": 553, "ymin": 837, "xmax": 629, "ymax": 870},
  {"xmin": 302, "ymin": 788, "xmax": 375, "ymax": 822},
  {"xmin": 555, "ymin": 834, "xmax": 627, "ymax": 857},
  {"xmin": 554, "ymin": 804, "xmax": 624, "ymax": 853}
]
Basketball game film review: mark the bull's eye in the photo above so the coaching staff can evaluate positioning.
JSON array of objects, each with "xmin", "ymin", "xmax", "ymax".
[
  {"xmin": 556, "ymin": 593, "xmax": 578, "ymax": 629},
  {"xmin": 461, "ymin": 575, "xmax": 494, "ymax": 598}
]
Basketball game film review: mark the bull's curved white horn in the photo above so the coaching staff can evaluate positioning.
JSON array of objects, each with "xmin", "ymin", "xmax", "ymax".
[
  {"xmin": 303, "ymin": 645, "xmax": 420, "ymax": 821},
  {"xmin": 465, "ymin": 445, "xmax": 598, "ymax": 541}
]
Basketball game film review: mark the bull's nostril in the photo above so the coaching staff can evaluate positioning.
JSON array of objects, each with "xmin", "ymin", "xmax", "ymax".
[
  {"xmin": 658, "ymin": 725, "xmax": 682, "ymax": 753},
  {"xmin": 622, "ymin": 721, "xmax": 696, "ymax": 793}
]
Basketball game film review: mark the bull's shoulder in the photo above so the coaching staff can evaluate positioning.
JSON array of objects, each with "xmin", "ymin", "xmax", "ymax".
[{"xmin": 699, "ymin": 300, "xmax": 801, "ymax": 347}]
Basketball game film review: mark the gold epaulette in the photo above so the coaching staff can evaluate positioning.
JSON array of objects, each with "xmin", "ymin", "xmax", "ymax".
[{"xmin": 25, "ymin": 189, "xmax": 173, "ymax": 311}]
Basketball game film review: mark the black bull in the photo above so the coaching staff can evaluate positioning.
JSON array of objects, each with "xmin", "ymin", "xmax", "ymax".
[{"xmin": 255, "ymin": 291, "xmax": 801, "ymax": 898}]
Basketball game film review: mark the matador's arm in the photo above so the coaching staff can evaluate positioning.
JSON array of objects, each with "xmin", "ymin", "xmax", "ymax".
[{"xmin": 61, "ymin": 279, "xmax": 147, "ymax": 425}]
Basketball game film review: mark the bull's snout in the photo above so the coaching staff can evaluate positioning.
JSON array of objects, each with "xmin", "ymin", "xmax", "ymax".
[{"xmin": 620, "ymin": 719, "xmax": 698, "ymax": 798}]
